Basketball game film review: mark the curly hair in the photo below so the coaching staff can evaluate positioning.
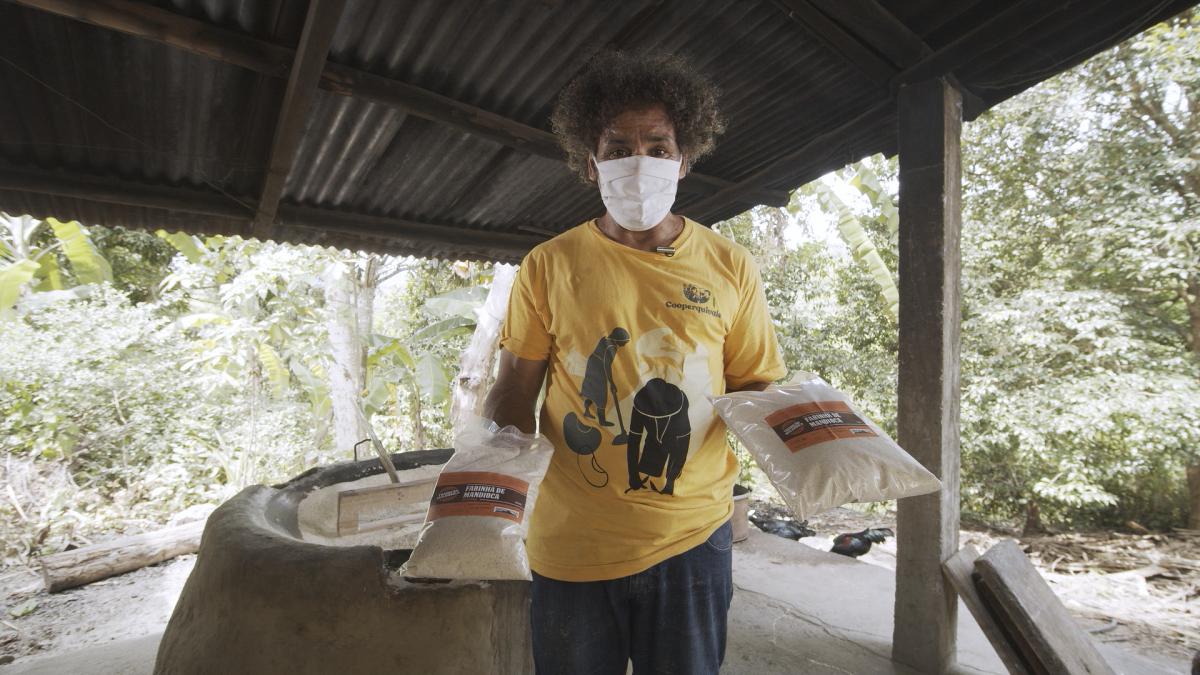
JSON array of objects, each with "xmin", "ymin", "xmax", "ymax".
[{"xmin": 550, "ymin": 51, "xmax": 725, "ymax": 183}]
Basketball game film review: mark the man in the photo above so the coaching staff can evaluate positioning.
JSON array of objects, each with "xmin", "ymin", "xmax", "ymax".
[{"xmin": 483, "ymin": 51, "xmax": 785, "ymax": 675}]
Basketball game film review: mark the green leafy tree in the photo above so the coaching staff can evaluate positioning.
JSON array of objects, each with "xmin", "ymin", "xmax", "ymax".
[
  {"xmin": 961, "ymin": 10, "xmax": 1200, "ymax": 529},
  {"xmin": 159, "ymin": 233, "xmax": 337, "ymax": 469},
  {"xmin": 0, "ymin": 288, "xmax": 232, "ymax": 558},
  {"xmin": 374, "ymin": 259, "xmax": 491, "ymax": 450},
  {"xmin": 715, "ymin": 198, "xmax": 900, "ymax": 487},
  {"xmin": 90, "ymin": 226, "xmax": 177, "ymax": 304}
]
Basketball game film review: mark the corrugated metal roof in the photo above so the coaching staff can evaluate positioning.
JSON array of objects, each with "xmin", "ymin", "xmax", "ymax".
[{"xmin": 0, "ymin": 0, "xmax": 1194, "ymax": 262}]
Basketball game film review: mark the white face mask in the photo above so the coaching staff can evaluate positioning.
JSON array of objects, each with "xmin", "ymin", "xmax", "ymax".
[{"xmin": 592, "ymin": 154, "xmax": 682, "ymax": 232}]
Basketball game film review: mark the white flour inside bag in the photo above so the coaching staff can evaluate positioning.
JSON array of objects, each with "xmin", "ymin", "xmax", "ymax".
[
  {"xmin": 709, "ymin": 374, "xmax": 940, "ymax": 520},
  {"xmin": 402, "ymin": 416, "xmax": 553, "ymax": 581}
]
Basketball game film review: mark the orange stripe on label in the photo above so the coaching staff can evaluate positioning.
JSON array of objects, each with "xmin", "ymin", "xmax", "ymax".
[
  {"xmin": 763, "ymin": 401, "xmax": 877, "ymax": 452},
  {"xmin": 426, "ymin": 471, "xmax": 530, "ymax": 524}
]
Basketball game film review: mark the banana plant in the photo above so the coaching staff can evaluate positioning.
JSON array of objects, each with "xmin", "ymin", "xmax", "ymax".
[
  {"xmin": 364, "ymin": 333, "xmax": 415, "ymax": 415},
  {"xmin": 0, "ymin": 213, "xmax": 112, "ymax": 314},
  {"xmin": 401, "ymin": 285, "xmax": 487, "ymax": 409},
  {"xmin": 849, "ymin": 164, "xmax": 899, "ymax": 239},
  {"xmin": 159, "ymin": 232, "xmax": 330, "ymax": 412},
  {"xmin": 797, "ymin": 180, "xmax": 900, "ymax": 321}
]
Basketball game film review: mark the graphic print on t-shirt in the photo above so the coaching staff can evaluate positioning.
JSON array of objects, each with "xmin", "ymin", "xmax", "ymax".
[
  {"xmin": 501, "ymin": 220, "xmax": 790, "ymax": 581},
  {"xmin": 562, "ymin": 328, "xmax": 630, "ymax": 488},
  {"xmin": 579, "ymin": 328, "xmax": 630, "ymax": 428},
  {"xmin": 561, "ymin": 325, "xmax": 712, "ymax": 497},
  {"xmin": 563, "ymin": 410, "xmax": 608, "ymax": 487},
  {"xmin": 625, "ymin": 378, "xmax": 690, "ymax": 494}
]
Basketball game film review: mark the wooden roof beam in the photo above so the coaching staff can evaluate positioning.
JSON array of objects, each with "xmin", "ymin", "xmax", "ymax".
[
  {"xmin": 683, "ymin": 100, "xmax": 894, "ymax": 220},
  {"xmin": 772, "ymin": 0, "xmax": 897, "ymax": 86},
  {"xmin": 688, "ymin": 1, "xmax": 1073, "ymax": 213},
  {"xmin": 0, "ymin": 164, "xmax": 544, "ymax": 259},
  {"xmin": 8, "ymin": 0, "xmax": 788, "ymax": 209},
  {"xmin": 808, "ymin": 0, "xmax": 931, "ymax": 69},
  {"xmin": 0, "ymin": 163, "xmax": 252, "ymax": 219},
  {"xmin": 316, "ymin": 67, "xmax": 784, "ymax": 208},
  {"xmin": 781, "ymin": 0, "xmax": 985, "ymax": 114},
  {"xmin": 275, "ymin": 205, "xmax": 539, "ymax": 262},
  {"xmin": 10, "ymin": 0, "xmax": 295, "ymax": 75},
  {"xmin": 253, "ymin": 0, "xmax": 347, "ymax": 240},
  {"xmin": 894, "ymin": 0, "xmax": 1072, "ymax": 89}
]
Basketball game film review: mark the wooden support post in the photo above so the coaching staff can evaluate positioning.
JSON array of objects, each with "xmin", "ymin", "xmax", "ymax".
[{"xmin": 893, "ymin": 77, "xmax": 962, "ymax": 674}]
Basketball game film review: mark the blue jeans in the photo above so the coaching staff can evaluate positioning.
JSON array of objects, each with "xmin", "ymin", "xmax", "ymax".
[{"xmin": 530, "ymin": 520, "xmax": 734, "ymax": 675}]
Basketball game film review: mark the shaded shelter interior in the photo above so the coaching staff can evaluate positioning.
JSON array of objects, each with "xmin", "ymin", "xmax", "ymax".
[{"xmin": 0, "ymin": 0, "xmax": 1192, "ymax": 261}]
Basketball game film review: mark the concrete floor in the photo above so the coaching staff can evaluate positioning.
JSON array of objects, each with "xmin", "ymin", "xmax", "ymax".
[
  {"xmin": 723, "ymin": 531, "xmax": 1180, "ymax": 675},
  {"xmin": 2, "ymin": 530, "xmax": 1182, "ymax": 674}
]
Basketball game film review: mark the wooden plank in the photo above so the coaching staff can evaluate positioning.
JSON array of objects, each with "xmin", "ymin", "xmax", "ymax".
[
  {"xmin": 943, "ymin": 545, "xmax": 1033, "ymax": 675},
  {"xmin": 276, "ymin": 204, "xmax": 544, "ymax": 255},
  {"xmin": 974, "ymin": 540, "xmax": 1117, "ymax": 675},
  {"xmin": 892, "ymin": 77, "xmax": 963, "ymax": 674},
  {"xmin": 779, "ymin": 1, "xmax": 986, "ymax": 122},
  {"xmin": 8, "ymin": 0, "xmax": 785, "ymax": 209},
  {"xmin": 974, "ymin": 571, "xmax": 1053, "ymax": 675},
  {"xmin": 684, "ymin": 173, "xmax": 788, "ymax": 207},
  {"xmin": 337, "ymin": 479, "xmax": 435, "ymax": 536},
  {"xmin": 39, "ymin": 519, "xmax": 205, "ymax": 592},
  {"xmin": 315, "ymin": 62, "xmax": 787, "ymax": 207},
  {"xmin": 252, "ymin": 0, "xmax": 347, "ymax": 239},
  {"xmin": 0, "ymin": 162, "xmax": 251, "ymax": 219}
]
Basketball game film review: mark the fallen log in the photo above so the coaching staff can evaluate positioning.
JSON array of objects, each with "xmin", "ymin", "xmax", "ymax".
[{"xmin": 39, "ymin": 519, "xmax": 205, "ymax": 592}]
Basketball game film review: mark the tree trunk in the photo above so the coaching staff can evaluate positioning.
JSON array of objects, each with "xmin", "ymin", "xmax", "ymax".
[
  {"xmin": 357, "ymin": 256, "xmax": 378, "ymax": 350},
  {"xmin": 1187, "ymin": 463, "xmax": 1200, "ymax": 530},
  {"xmin": 408, "ymin": 379, "xmax": 425, "ymax": 449},
  {"xmin": 1186, "ymin": 274, "xmax": 1199, "ymax": 354},
  {"xmin": 325, "ymin": 261, "xmax": 370, "ymax": 454},
  {"xmin": 1186, "ymin": 274, "xmax": 1199, "ymax": 529},
  {"xmin": 39, "ymin": 520, "xmax": 205, "ymax": 592},
  {"xmin": 450, "ymin": 263, "xmax": 518, "ymax": 431},
  {"xmin": 1022, "ymin": 500, "xmax": 1045, "ymax": 537}
]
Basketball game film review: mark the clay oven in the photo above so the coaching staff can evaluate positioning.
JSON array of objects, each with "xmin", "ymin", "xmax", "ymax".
[{"xmin": 154, "ymin": 449, "xmax": 534, "ymax": 674}]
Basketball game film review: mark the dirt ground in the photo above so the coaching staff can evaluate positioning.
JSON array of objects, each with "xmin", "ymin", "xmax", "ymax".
[
  {"xmin": 1, "ymin": 500, "xmax": 1197, "ymax": 668},
  {"xmin": 0, "ymin": 554, "xmax": 194, "ymax": 666},
  {"xmin": 755, "ymin": 498, "xmax": 1200, "ymax": 666}
]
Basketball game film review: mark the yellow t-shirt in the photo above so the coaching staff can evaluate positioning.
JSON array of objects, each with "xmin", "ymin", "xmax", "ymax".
[{"xmin": 500, "ymin": 217, "xmax": 786, "ymax": 581}]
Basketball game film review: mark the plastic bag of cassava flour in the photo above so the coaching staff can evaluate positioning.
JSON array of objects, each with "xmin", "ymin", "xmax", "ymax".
[
  {"xmin": 709, "ymin": 374, "xmax": 941, "ymax": 520},
  {"xmin": 402, "ymin": 416, "xmax": 553, "ymax": 581}
]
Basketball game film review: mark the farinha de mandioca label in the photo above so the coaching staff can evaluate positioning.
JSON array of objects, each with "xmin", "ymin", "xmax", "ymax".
[
  {"xmin": 427, "ymin": 471, "xmax": 529, "ymax": 523},
  {"xmin": 764, "ymin": 400, "xmax": 878, "ymax": 452}
]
